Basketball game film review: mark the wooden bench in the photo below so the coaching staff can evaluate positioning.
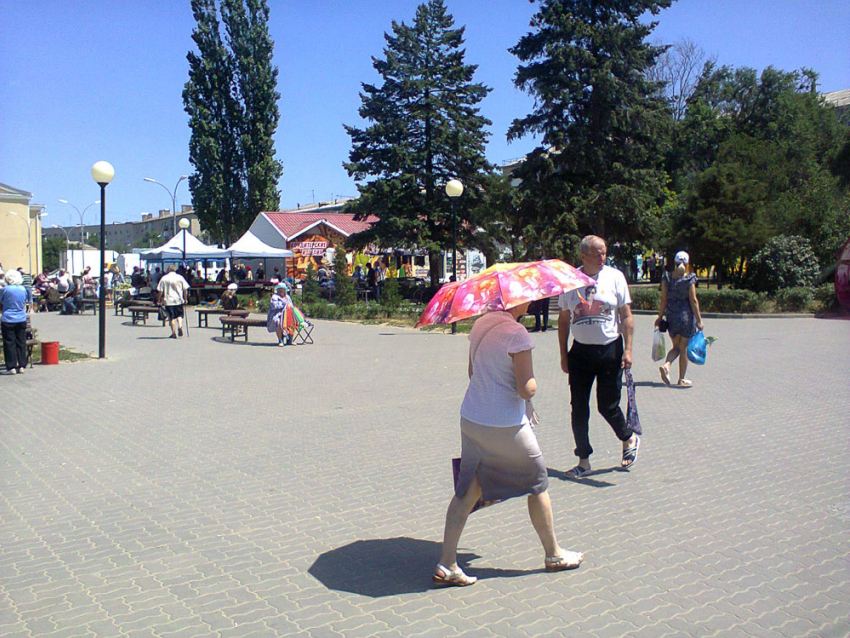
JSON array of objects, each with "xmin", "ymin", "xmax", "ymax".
[
  {"xmin": 219, "ymin": 316, "xmax": 267, "ymax": 342},
  {"xmin": 127, "ymin": 306, "xmax": 167, "ymax": 326},
  {"xmin": 78, "ymin": 298, "xmax": 99, "ymax": 315},
  {"xmin": 115, "ymin": 298, "xmax": 154, "ymax": 316},
  {"xmin": 196, "ymin": 307, "xmax": 229, "ymax": 328}
]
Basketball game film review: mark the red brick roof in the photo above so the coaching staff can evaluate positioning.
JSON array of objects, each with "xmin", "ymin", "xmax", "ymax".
[{"xmin": 263, "ymin": 211, "xmax": 378, "ymax": 240}]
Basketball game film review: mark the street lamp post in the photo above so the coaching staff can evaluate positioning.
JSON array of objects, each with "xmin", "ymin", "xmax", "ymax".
[
  {"xmin": 445, "ymin": 179, "xmax": 464, "ymax": 334},
  {"xmin": 91, "ymin": 161, "xmax": 115, "ymax": 359},
  {"xmin": 143, "ymin": 175, "xmax": 188, "ymax": 236},
  {"xmin": 58, "ymin": 199, "xmax": 100, "ymax": 273},
  {"xmin": 179, "ymin": 217, "xmax": 190, "ymax": 265},
  {"xmin": 52, "ymin": 225, "xmax": 72, "ymax": 273},
  {"xmin": 8, "ymin": 210, "xmax": 47, "ymax": 275}
]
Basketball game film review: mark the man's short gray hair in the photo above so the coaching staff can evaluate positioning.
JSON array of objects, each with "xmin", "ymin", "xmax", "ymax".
[
  {"xmin": 579, "ymin": 235, "xmax": 606, "ymax": 254},
  {"xmin": 167, "ymin": 265, "xmax": 177, "ymax": 273}
]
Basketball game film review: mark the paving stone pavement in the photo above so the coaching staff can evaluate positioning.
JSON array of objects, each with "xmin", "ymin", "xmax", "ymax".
[{"xmin": 1, "ymin": 309, "xmax": 848, "ymax": 637}]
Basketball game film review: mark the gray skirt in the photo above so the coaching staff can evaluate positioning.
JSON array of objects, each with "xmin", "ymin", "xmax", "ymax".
[{"xmin": 455, "ymin": 417, "xmax": 549, "ymax": 502}]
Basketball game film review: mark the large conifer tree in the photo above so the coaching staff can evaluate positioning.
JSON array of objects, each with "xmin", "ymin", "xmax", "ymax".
[
  {"xmin": 509, "ymin": 0, "xmax": 673, "ymax": 254},
  {"xmin": 184, "ymin": 0, "xmax": 283, "ymax": 245},
  {"xmin": 344, "ymin": 0, "xmax": 492, "ymax": 284}
]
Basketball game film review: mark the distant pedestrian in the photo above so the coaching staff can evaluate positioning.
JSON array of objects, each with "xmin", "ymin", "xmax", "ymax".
[
  {"xmin": 433, "ymin": 299, "xmax": 583, "ymax": 587},
  {"xmin": 1, "ymin": 269, "xmax": 32, "ymax": 374},
  {"xmin": 656, "ymin": 251, "xmax": 704, "ymax": 387},
  {"xmin": 558, "ymin": 235, "xmax": 639, "ymax": 478},
  {"xmin": 646, "ymin": 255, "xmax": 657, "ymax": 284},
  {"xmin": 157, "ymin": 265, "xmax": 189, "ymax": 339},
  {"xmin": 366, "ymin": 262, "xmax": 377, "ymax": 301},
  {"xmin": 527, "ymin": 298, "xmax": 550, "ymax": 332}
]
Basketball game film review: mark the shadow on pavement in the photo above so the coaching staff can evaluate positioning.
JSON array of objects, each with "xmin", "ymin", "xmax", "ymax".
[
  {"xmin": 548, "ymin": 466, "xmax": 618, "ymax": 487},
  {"xmin": 309, "ymin": 537, "xmax": 536, "ymax": 597}
]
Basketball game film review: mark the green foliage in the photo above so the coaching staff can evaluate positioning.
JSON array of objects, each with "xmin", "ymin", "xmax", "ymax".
[
  {"xmin": 135, "ymin": 230, "xmax": 162, "ymax": 249},
  {"xmin": 813, "ymin": 282, "xmax": 837, "ymax": 312},
  {"xmin": 508, "ymin": 0, "xmax": 673, "ymax": 249},
  {"xmin": 333, "ymin": 249, "xmax": 356, "ymax": 307},
  {"xmin": 629, "ymin": 287, "xmax": 661, "ymax": 310},
  {"xmin": 42, "ymin": 237, "xmax": 66, "ymax": 271},
  {"xmin": 697, "ymin": 289, "xmax": 764, "ymax": 313},
  {"xmin": 302, "ymin": 264, "xmax": 319, "ymax": 303},
  {"xmin": 343, "ymin": 0, "xmax": 492, "ymax": 283},
  {"xmin": 774, "ymin": 287, "xmax": 813, "ymax": 312},
  {"xmin": 257, "ymin": 296, "xmax": 270, "ymax": 313},
  {"xmin": 745, "ymin": 235, "xmax": 821, "ymax": 294},
  {"xmin": 379, "ymin": 278, "xmax": 402, "ymax": 316},
  {"xmin": 184, "ymin": 0, "xmax": 283, "ymax": 245},
  {"xmin": 668, "ymin": 64, "xmax": 850, "ymax": 269},
  {"xmin": 674, "ymin": 137, "xmax": 772, "ymax": 283}
]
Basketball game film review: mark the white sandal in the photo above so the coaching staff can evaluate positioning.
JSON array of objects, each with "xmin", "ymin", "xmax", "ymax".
[{"xmin": 432, "ymin": 563, "xmax": 477, "ymax": 587}]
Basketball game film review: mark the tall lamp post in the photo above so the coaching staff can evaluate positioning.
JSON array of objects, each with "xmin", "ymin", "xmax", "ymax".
[
  {"xmin": 445, "ymin": 179, "xmax": 464, "ymax": 334},
  {"xmin": 179, "ymin": 217, "xmax": 190, "ymax": 265},
  {"xmin": 91, "ymin": 161, "xmax": 114, "ymax": 359},
  {"xmin": 58, "ymin": 199, "xmax": 100, "ymax": 273},
  {"xmin": 143, "ymin": 175, "xmax": 188, "ymax": 236},
  {"xmin": 8, "ymin": 210, "xmax": 47, "ymax": 275},
  {"xmin": 52, "ymin": 225, "xmax": 72, "ymax": 273}
]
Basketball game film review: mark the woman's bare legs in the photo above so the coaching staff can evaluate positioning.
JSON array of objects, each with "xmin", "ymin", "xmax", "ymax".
[
  {"xmin": 438, "ymin": 473, "xmax": 482, "ymax": 570},
  {"xmin": 677, "ymin": 335, "xmax": 690, "ymax": 382},
  {"xmin": 527, "ymin": 490, "xmax": 560, "ymax": 557},
  {"xmin": 661, "ymin": 334, "xmax": 680, "ymax": 379}
]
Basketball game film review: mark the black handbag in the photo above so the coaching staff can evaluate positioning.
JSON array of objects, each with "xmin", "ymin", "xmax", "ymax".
[
  {"xmin": 658, "ymin": 319, "xmax": 668, "ymax": 333},
  {"xmin": 157, "ymin": 305, "xmax": 168, "ymax": 321}
]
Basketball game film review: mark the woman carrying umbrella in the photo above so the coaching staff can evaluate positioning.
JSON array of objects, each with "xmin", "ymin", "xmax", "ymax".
[{"xmin": 423, "ymin": 261, "xmax": 590, "ymax": 587}]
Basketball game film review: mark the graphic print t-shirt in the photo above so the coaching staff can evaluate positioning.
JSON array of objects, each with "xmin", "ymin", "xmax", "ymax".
[{"xmin": 558, "ymin": 266, "xmax": 630, "ymax": 345}]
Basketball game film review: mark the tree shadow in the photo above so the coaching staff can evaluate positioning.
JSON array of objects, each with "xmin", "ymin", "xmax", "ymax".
[
  {"xmin": 308, "ymin": 537, "xmax": 538, "ymax": 597},
  {"xmin": 633, "ymin": 381, "xmax": 668, "ymax": 388}
]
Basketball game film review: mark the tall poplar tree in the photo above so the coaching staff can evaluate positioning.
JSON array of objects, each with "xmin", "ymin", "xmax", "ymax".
[
  {"xmin": 508, "ymin": 0, "xmax": 673, "ymax": 253},
  {"xmin": 344, "ymin": 0, "xmax": 492, "ymax": 284},
  {"xmin": 184, "ymin": 0, "xmax": 283, "ymax": 245}
]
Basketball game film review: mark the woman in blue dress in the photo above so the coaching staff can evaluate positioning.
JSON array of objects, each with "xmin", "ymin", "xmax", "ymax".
[{"xmin": 655, "ymin": 251, "xmax": 704, "ymax": 387}]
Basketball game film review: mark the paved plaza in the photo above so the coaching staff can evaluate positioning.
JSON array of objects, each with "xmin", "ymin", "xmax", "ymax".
[{"xmin": 1, "ymin": 308, "xmax": 848, "ymax": 637}]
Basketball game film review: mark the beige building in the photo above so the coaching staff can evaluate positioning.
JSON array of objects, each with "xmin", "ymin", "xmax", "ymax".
[
  {"xmin": 1, "ymin": 182, "xmax": 46, "ymax": 275},
  {"xmin": 42, "ymin": 205, "xmax": 200, "ymax": 250}
]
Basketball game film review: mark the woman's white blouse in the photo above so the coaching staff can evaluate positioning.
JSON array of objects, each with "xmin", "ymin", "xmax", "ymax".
[{"xmin": 460, "ymin": 311, "xmax": 535, "ymax": 427}]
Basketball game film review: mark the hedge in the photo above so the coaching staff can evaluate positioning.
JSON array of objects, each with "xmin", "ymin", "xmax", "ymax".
[{"xmin": 629, "ymin": 286, "xmax": 765, "ymax": 313}]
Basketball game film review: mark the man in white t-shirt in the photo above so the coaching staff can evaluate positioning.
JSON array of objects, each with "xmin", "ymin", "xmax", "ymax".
[
  {"xmin": 156, "ymin": 265, "xmax": 190, "ymax": 339},
  {"xmin": 558, "ymin": 235, "xmax": 639, "ymax": 478}
]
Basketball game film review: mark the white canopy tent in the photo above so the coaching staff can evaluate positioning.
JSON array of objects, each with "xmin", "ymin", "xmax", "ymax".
[
  {"xmin": 139, "ymin": 229, "xmax": 230, "ymax": 261},
  {"xmin": 226, "ymin": 230, "xmax": 295, "ymax": 259}
]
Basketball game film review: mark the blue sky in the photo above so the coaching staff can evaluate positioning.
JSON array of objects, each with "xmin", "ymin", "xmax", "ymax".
[{"xmin": 1, "ymin": 0, "xmax": 848, "ymax": 228}]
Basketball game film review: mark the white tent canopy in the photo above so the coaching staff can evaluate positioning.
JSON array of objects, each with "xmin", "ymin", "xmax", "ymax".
[
  {"xmin": 227, "ymin": 230, "xmax": 294, "ymax": 258},
  {"xmin": 139, "ymin": 229, "xmax": 229, "ymax": 261}
]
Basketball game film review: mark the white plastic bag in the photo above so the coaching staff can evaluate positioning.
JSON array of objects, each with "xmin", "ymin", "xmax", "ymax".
[{"xmin": 651, "ymin": 329, "xmax": 666, "ymax": 362}]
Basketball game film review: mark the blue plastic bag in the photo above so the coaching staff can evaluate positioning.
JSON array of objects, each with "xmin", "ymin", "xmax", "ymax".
[{"xmin": 687, "ymin": 330, "xmax": 706, "ymax": 365}]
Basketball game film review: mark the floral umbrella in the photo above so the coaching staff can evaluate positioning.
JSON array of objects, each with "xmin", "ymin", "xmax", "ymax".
[{"xmin": 415, "ymin": 259, "xmax": 595, "ymax": 328}]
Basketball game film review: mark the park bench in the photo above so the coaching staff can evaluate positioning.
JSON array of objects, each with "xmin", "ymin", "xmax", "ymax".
[
  {"xmin": 78, "ymin": 298, "xmax": 98, "ymax": 315},
  {"xmin": 127, "ymin": 306, "xmax": 167, "ymax": 326},
  {"xmin": 219, "ymin": 315, "xmax": 267, "ymax": 342},
  {"xmin": 219, "ymin": 314, "xmax": 314, "ymax": 345},
  {"xmin": 196, "ymin": 307, "xmax": 230, "ymax": 328},
  {"xmin": 115, "ymin": 298, "xmax": 154, "ymax": 316}
]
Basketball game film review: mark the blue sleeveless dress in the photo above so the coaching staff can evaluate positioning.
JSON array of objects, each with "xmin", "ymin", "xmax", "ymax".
[{"xmin": 663, "ymin": 272, "xmax": 697, "ymax": 338}]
